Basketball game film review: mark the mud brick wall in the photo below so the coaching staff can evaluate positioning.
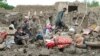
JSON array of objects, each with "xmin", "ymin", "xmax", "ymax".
[
  {"xmin": 13, "ymin": 2, "xmax": 86, "ymax": 15},
  {"xmin": 13, "ymin": 5, "xmax": 55, "ymax": 15}
]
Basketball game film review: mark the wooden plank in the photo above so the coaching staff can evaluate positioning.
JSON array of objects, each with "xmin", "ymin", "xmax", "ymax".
[{"xmin": 86, "ymin": 42, "xmax": 100, "ymax": 47}]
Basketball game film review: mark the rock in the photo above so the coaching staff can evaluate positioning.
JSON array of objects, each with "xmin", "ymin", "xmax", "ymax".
[
  {"xmin": 82, "ymin": 49, "xmax": 88, "ymax": 53},
  {"xmin": 0, "ymin": 54, "xmax": 3, "ymax": 56},
  {"xmin": 50, "ymin": 54, "xmax": 58, "ymax": 56},
  {"xmin": 28, "ymin": 54, "xmax": 32, "ymax": 56},
  {"xmin": 76, "ymin": 48, "xmax": 83, "ymax": 54},
  {"xmin": 80, "ymin": 54, "xmax": 88, "ymax": 56},
  {"xmin": 27, "ymin": 50, "xmax": 33, "ymax": 56},
  {"xmin": 49, "ymin": 49, "xmax": 54, "ymax": 54},
  {"xmin": 28, "ymin": 44, "xmax": 36, "ymax": 49},
  {"xmin": 39, "ymin": 48, "xmax": 50, "ymax": 56},
  {"xmin": 23, "ymin": 48, "xmax": 27, "ymax": 53},
  {"xmin": 18, "ymin": 48, "xmax": 24, "ymax": 52},
  {"xmin": 13, "ymin": 49, "xmax": 18, "ymax": 52},
  {"xmin": 95, "ymin": 53, "xmax": 100, "ymax": 56},
  {"xmin": 92, "ymin": 31, "xmax": 99, "ymax": 38},
  {"xmin": 14, "ymin": 54, "xmax": 25, "ymax": 56},
  {"xmin": 65, "ymin": 45, "xmax": 76, "ymax": 54}
]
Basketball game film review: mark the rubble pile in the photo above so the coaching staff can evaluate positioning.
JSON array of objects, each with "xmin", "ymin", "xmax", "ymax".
[{"xmin": 0, "ymin": 5, "xmax": 99, "ymax": 56}]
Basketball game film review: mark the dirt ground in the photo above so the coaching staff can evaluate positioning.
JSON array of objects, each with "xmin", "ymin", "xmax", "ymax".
[{"xmin": 0, "ymin": 44, "xmax": 100, "ymax": 56}]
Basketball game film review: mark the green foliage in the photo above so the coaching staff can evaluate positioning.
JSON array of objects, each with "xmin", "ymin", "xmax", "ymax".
[
  {"xmin": 0, "ymin": 0, "xmax": 14, "ymax": 10},
  {"xmin": 0, "ymin": 0, "xmax": 3, "ymax": 1},
  {"xmin": 87, "ymin": 0, "xmax": 99, "ymax": 7}
]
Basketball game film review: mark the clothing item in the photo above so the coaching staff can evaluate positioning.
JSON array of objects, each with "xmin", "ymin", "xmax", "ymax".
[
  {"xmin": 36, "ymin": 32, "xmax": 43, "ymax": 40},
  {"xmin": 9, "ymin": 24, "xmax": 15, "ymax": 29},
  {"xmin": 5, "ymin": 36, "xmax": 15, "ymax": 48}
]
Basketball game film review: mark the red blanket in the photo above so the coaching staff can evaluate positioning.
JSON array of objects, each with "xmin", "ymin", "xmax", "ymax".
[
  {"xmin": 55, "ymin": 36, "xmax": 72, "ymax": 48},
  {"xmin": 46, "ymin": 40, "xmax": 55, "ymax": 49},
  {"xmin": 0, "ymin": 32, "xmax": 8, "ymax": 40},
  {"xmin": 46, "ymin": 36, "xmax": 72, "ymax": 49}
]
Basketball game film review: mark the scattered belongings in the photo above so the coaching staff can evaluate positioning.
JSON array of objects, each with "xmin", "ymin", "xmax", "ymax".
[
  {"xmin": 89, "ymin": 24, "xmax": 97, "ymax": 30},
  {"xmin": 69, "ymin": 27, "xmax": 75, "ymax": 33},
  {"xmin": 0, "ymin": 42, "xmax": 5, "ymax": 49},
  {"xmin": 82, "ymin": 28, "xmax": 91, "ymax": 35},
  {"xmin": 74, "ymin": 34, "xmax": 85, "ymax": 48},
  {"xmin": 94, "ymin": 26, "xmax": 100, "ymax": 32}
]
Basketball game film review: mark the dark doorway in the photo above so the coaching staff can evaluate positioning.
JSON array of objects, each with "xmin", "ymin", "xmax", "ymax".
[{"xmin": 68, "ymin": 6, "xmax": 78, "ymax": 12}]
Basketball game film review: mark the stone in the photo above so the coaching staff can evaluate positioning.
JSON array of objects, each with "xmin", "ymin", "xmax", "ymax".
[
  {"xmin": 13, "ymin": 49, "xmax": 18, "ymax": 52},
  {"xmin": 23, "ymin": 48, "xmax": 27, "ymax": 53},
  {"xmin": 76, "ymin": 48, "xmax": 83, "ymax": 54},
  {"xmin": 18, "ymin": 48, "xmax": 24, "ymax": 52},
  {"xmin": 0, "ymin": 54, "xmax": 3, "ymax": 56},
  {"xmin": 28, "ymin": 54, "xmax": 32, "ymax": 56},
  {"xmin": 82, "ymin": 49, "xmax": 88, "ymax": 53},
  {"xmin": 64, "ymin": 45, "xmax": 76, "ymax": 54},
  {"xmin": 39, "ymin": 48, "xmax": 50, "ymax": 56},
  {"xmin": 28, "ymin": 44, "xmax": 36, "ymax": 49}
]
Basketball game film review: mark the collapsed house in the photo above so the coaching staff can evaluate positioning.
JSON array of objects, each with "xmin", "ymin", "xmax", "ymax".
[
  {"xmin": 0, "ymin": 1, "xmax": 99, "ymax": 30},
  {"xmin": 13, "ymin": 1, "xmax": 86, "ymax": 15},
  {"xmin": 13, "ymin": 1, "xmax": 87, "ymax": 28}
]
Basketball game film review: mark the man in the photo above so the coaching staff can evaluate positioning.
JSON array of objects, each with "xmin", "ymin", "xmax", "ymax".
[
  {"xmin": 6, "ymin": 24, "xmax": 16, "ymax": 48},
  {"xmin": 55, "ymin": 8, "xmax": 67, "ymax": 29},
  {"xmin": 22, "ymin": 19, "xmax": 32, "ymax": 37},
  {"xmin": 14, "ymin": 27, "xmax": 29, "ymax": 45},
  {"xmin": 28, "ymin": 18, "xmax": 37, "ymax": 37}
]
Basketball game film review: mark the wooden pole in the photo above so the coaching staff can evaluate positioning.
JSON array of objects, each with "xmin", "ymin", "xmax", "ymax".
[
  {"xmin": 77, "ymin": 14, "xmax": 86, "ymax": 33},
  {"xmin": 75, "ymin": 14, "xmax": 79, "ymax": 25}
]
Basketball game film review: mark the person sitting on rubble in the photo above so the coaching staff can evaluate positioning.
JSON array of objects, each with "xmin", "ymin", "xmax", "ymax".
[
  {"xmin": 35, "ymin": 30, "xmax": 44, "ymax": 47},
  {"xmin": 36, "ymin": 30, "xmax": 43, "ymax": 41},
  {"xmin": 22, "ymin": 19, "xmax": 32, "ymax": 37},
  {"xmin": 14, "ymin": 27, "xmax": 29, "ymax": 46},
  {"xmin": 5, "ymin": 24, "xmax": 16, "ymax": 49},
  {"xmin": 55, "ymin": 8, "xmax": 67, "ymax": 30},
  {"xmin": 44, "ymin": 27, "xmax": 52, "ymax": 39}
]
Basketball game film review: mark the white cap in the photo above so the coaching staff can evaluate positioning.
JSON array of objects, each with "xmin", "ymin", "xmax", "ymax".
[{"xmin": 9, "ymin": 24, "xmax": 15, "ymax": 29}]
